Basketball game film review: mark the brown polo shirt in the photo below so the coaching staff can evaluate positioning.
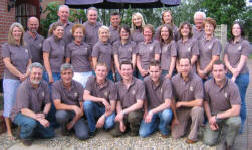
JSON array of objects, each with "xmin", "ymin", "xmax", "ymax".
[
  {"xmin": 137, "ymin": 40, "xmax": 161, "ymax": 70},
  {"xmin": 92, "ymin": 41, "xmax": 113, "ymax": 70},
  {"xmin": 109, "ymin": 25, "xmax": 120, "ymax": 45},
  {"xmin": 204, "ymin": 78, "xmax": 241, "ymax": 114},
  {"xmin": 23, "ymin": 31, "xmax": 44, "ymax": 63},
  {"xmin": 198, "ymin": 36, "xmax": 222, "ymax": 70},
  {"xmin": 83, "ymin": 21, "xmax": 102, "ymax": 49},
  {"xmin": 50, "ymin": 21, "xmax": 74, "ymax": 46},
  {"xmin": 1, "ymin": 43, "xmax": 31, "ymax": 80},
  {"xmin": 192, "ymin": 26, "xmax": 204, "ymax": 40},
  {"xmin": 160, "ymin": 41, "xmax": 177, "ymax": 71},
  {"xmin": 144, "ymin": 76, "xmax": 173, "ymax": 109},
  {"xmin": 85, "ymin": 76, "xmax": 117, "ymax": 105},
  {"xmin": 43, "ymin": 35, "xmax": 65, "ymax": 72},
  {"xmin": 155, "ymin": 25, "xmax": 179, "ymax": 41},
  {"xmin": 172, "ymin": 72, "xmax": 204, "ymax": 102},
  {"xmin": 224, "ymin": 39, "xmax": 251, "ymax": 74},
  {"xmin": 52, "ymin": 80, "xmax": 84, "ymax": 107},
  {"xmin": 177, "ymin": 38, "xmax": 199, "ymax": 59},
  {"xmin": 130, "ymin": 28, "xmax": 144, "ymax": 44},
  {"xmin": 113, "ymin": 40, "xmax": 137, "ymax": 64},
  {"xmin": 116, "ymin": 77, "xmax": 146, "ymax": 109},
  {"xmin": 10, "ymin": 79, "xmax": 50, "ymax": 121},
  {"xmin": 66, "ymin": 41, "xmax": 92, "ymax": 72}
]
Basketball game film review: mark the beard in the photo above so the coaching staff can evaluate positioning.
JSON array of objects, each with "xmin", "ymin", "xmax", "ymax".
[{"xmin": 30, "ymin": 79, "xmax": 41, "ymax": 85}]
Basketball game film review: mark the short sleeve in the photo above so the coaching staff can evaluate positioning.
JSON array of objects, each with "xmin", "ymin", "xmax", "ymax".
[
  {"xmin": 170, "ymin": 41, "xmax": 177, "ymax": 57},
  {"xmin": 84, "ymin": 76, "xmax": 94, "ymax": 92},
  {"xmin": 1, "ymin": 43, "xmax": 11, "ymax": 58},
  {"xmin": 154, "ymin": 41, "xmax": 161, "ymax": 54},
  {"xmin": 194, "ymin": 79, "xmax": 204, "ymax": 99},
  {"xmin": 112, "ymin": 42, "xmax": 119, "ymax": 55},
  {"xmin": 212, "ymin": 39, "xmax": 222, "ymax": 56},
  {"xmin": 241, "ymin": 40, "xmax": 251, "ymax": 56},
  {"xmin": 51, "ymin": 83, "xmax": 61, "ymax": 101},
  {"xmin": 163, "ymin": 79, "xmax": 173, "ymax": 100},
  {"xmin": 136, "ymin": 81, "xmax": 146, "ymax": 101},
  {"xmin": 192, "ymin": 40, "xmax": 199, "ymax": 56},
  {"xmin": 43, "ymin": 39, "xmax": 51, "ymax": 53},
  {"xmin": 109, "ymin": 83, "xmax": 117, "ymax": 101},
  {"xmin": 91, "ymin": 43, "xmax": 99, "ymax": 57},
  {"xmin": 65, "ymin": 43, "xmax": 72, "ymax": 58}
]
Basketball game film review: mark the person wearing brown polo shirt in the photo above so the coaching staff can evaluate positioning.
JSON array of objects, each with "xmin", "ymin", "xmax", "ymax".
[
  {"xmin": 224, "ymin": 22, "xmax": 251, "ymax": 133},
  {"xmin": 109, "ymin": 12, "xmax": 120, "ymax": 45},
  {"xmin": 203, "ymin": 60, "xmax": 241, "ymax": 149},
  {"xmin": 137, "ymin": 24, "xmax": 161, "ymax": 80},
  {"xmin": 11, "ymin": 63, "xmax": 54, "ymax": 146},
  {"xmin": 83, "ymin": 7, "xmax": 102, "ymax": 49},
  {"xmin": 130, "ymin": 12, "xmax": 145, "ymax": 44},
  {"xmin": 197, "ymin": 17, "xmax": 221, "ymax": 80},
  {"xmin": 83, "ymin": 62, "xmax": 116, "ymax": 136},
  {"xmin": 177, "ymin": 22, "xmax": 199, "ymax": 73},
  {"xmin": 24, "ymin": 17, "xmax": 44, "ymax": 63},
  {"xmin": 171, "ymin": 57, "xmax": 204, "ymax": 144},
  {"xmin": 52, "ymin": 63, "xmax": 89, "ymax": 140},
  {"xmin": 155, "ymin": 10, "xmax": 179, "ymax": 41},
  {"xmin": 192, "ymin": 11, "xmax": 206, "ymax": 40},
  {"xmin": 113, "ymin": 24, "xmax": 137, "ymax": 81},
  {"xmin": 50, "ymin": 5, "xmax": 74, "ymax": 46},
  {"xmin": 110, "ymin": 61, "xmax": 145, "ymax": 137},
  {"xmin": 159, "ymin": 24, "xmax": 177, "ymax": 79},
  {"xmin": 92, "ymin": 26, "xmax": 114, "ymax": 81},
  {"xmin": 139, "ymin": 61, "xmax": 173, "ymax": 138}
]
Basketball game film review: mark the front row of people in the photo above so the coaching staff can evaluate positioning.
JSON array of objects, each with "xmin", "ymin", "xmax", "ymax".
[{"xmin": 11, "ymin": 58, "xmax": 241, "ymax": 149}]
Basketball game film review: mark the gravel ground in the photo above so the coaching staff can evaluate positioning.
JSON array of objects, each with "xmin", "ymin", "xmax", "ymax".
[{"xmin": 0, "ymin": 127, "xmax": 215, "ymax": 150}]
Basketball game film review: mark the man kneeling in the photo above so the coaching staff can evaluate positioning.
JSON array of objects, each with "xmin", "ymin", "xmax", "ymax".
[
  {"xmin": 203, "ymin": 60, "xmax": 241, "ymax": 149},
  {"xmin": 11, "ymin": 63, "xmax": 54, "ymax": 146},
  {"xmin": 83, "ymin": 62, "xmax": 116, "ymax": 136},
  {"xmin": 52, "ymin": 63, "xmax": 89, "ymax": 140},
  {"xmin": 139, "ymin": 61, "xmax": 173, "ymax": 138}
]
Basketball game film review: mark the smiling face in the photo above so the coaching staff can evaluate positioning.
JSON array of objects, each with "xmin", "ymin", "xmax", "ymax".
[
  {"xmin": 58, "ymin": 6, "xmax": 69, "ymax": 22},
  {"xmin": 181, "ymin": 24, "xmax": 190, "ymax": 38},
  {"xmin": 73, "ymin": 27, "xmax": 84, "ymax": 42},
  {"xmin": 120, "ymin": 64, "xmax": 133, "ymax": 81},
  {"xmin": 27, "ymin": 17, "xmax": 39, "ymax": 33},
  {"xmin": 163, "ymin": 11, "xmax": 172, "ymax": 24},
  {"xmin": 12, "ymin": 26, "xmax": 23, "ymax": 42},
  {"xmin": 53, "ymin": 26, "xmax": 64, "ymax": 39},
  {"xmin": 204, "ymin": 22, "xmax": 214, "ymax": 36},
  {"xmin": 149, "ymin": 65, "xmax": 161, "ymax": 83},
  {"xmin": 161, "ymin": 26, "xmax": 170, "ymax": 41},
  {"xmin": 232, "ymin": 23, "xmax": 241, "ymax": 38},
  {"xmin": 179, "ymin": 58, "xmax": 191, "ymax": 77},
  {"xmin": 95, "ymin": 65, "xmax": 107, "ymax": 81},
  {"xmin": 132, "ymin": 15, "xmax": 142, "ymax": 27},
  {"xmin": 110, "ymin": 15, "xmax": 120, "ymax": 28},
  {"xmin": 29, "ymin": 67, "xmax": 43, "ymax": 85},
  {"xmin": 120, "ymin": 28, "xmax": 129, "ymax": 41},
  {"xmin": 143, "ymin": 27, "xmax": 153, "ymax": 42},
  {"xmin": 61, "ymin": 68, "xmax": 73, "ymax": 85},
  {"xmin": 194, "ymin": 15, "xmax": 204, "ymax": 29},
  {"xmin": 87, "ymin": 9, "xmax": 98, "ymax": 24},
  {"xmin": 98, "ymin": 28, "xmax": 109, "ymax": 43}
]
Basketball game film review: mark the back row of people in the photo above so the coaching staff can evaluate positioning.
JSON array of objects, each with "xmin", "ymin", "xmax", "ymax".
[{"xmin": 1, "ymin": 4, "xmax": 250, "ymax": 148}]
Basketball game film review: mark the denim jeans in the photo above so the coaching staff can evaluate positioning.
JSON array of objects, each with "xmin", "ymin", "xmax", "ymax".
[
  {"xmin": 83, "ymin": 101, "xmax": 115, "ymax": 133},
  {"xmin": 3, "ymin": 79, "xmax": 20, "ymax": 117},
  {"xmin": 72, "ymin": 71, "xmax": 93, "ymax": 88},
  {"xmin": 13, "ymin": 113, "xmax": 54, "ymax": 139},
  {"xmin": 42, "ymin": 71, "xmax": 61, "ymax": 128},
  {"xmin": 139, "ymin": 108, "xmax": 173, "ymax": 137},
  {"xmin": 226, "ymin": 72, "xmax": 249, "ymax": 132}
]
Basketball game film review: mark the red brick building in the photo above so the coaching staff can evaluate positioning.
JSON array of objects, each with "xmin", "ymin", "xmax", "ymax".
[{"xmin": 0, "ymin": 0, "xmax": 64, "ymax": 80}]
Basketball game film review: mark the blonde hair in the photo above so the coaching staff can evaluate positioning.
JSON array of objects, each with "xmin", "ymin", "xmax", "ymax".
[
  {"xmin": 131, "ymin": 12, "xmax": 145, "ymax": 31},
  {"xmin": 48, "ymin": 22, "xmax": 64, "ymax": 36},
  {"xmin": 8, "ymin": 22, "xmax": 25, "ymax": 46},
  {"xmin": 162, "ymin": 10, "xmax": 174, "ymax": 26},
  {"xmin": 98, "ymin": 25, "xmax": 110, "ymax": 38}
]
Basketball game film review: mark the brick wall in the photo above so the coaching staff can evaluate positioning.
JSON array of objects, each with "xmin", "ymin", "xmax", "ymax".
[
  {"xmin": 40, "ymin": 0, "xmax": 65, "ymax": 19},
  {"xmin": 0, "ymin": 0, "xmax": 16, "ymax": 79}
]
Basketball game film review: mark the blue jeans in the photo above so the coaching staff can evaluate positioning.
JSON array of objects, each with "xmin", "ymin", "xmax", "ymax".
[
  {"xmin": 43, "ymin": 71, "xmax": 61, "ymax": 128},
  {"xmin": 83, "ymin": 101, "xmax": 115, "ymax": 133},
  {"xmin": 3, "ymin": 79, "xmax": 20, "ymax": 117},
  {"xmin": 227, "ymin": 72, "xmax": 249, "ymax": 132},
  {"xmin": 13, "ymin": 113, "xmax": 54, "ymax": 139},
  {"xmin": 139, "ymin": 108, "xmax": 173, "ymax": 137}
]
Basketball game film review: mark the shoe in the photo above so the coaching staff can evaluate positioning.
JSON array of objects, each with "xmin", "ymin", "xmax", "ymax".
[
  {"xmin": 186, "ymin": 138, "xmax": 198, "ymax": 144},
  {"xmin": 160, "ymin": 133, "xmax": 168, "ymax": 138},
  {"xmin": 129, "ymin": 131, "xmax": 138, "ymax": 136},
  {"xmin": 21, "ymin": 139, "xmax": 33, "ymax": 146},
  {"xmin": 61, "ymin": 125, "xmax": 70, "ymax": 136}
]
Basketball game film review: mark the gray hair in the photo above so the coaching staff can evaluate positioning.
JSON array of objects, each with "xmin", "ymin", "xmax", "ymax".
[
  {"xmin": 58, "ymin": 5, "xmax": 69, "ymax": 12},
  {"xmin": 194, "ymin": 11, "xmax": 206, "ymax": 19},
  {"xmin": 29, "ymin": 62, "xmax": 44, "ymax": 72},
  {"xmin": 87, "ymin": 7, "xmax": 97, "ymax": 15},
  {"xmin": 60, "ymin": 63, "xmax": 73, "ymax": 72}
]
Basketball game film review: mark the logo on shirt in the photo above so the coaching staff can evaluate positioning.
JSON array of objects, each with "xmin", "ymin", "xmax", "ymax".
[
  {"xmin": 149, "ymin": 46, "xmax": 154, "ymax": 52},
  {"xmin": 69, "ymin": 29, "xmax": 72, "ymax": 33},
  {"xmin": 129, "ymin": 47, "xmax": 132, "ymax": 52},
  {"xmin": 104, "ymin": 91, "xmax": 108, "ymax": 98},
  {"xmin": 238, "ymin": 45, "xmax": 242, "ymax": 51},
  {"xmin": 39, "ymin": 43, "xmax": 42, "ymax": 47},
  {"xmin": 41, "ymin": 91, "xmax": 44, "ymax": 97},
  {"xmin": 132, "ymin": 89, "xmax": 136, "ymax": 95},
  {"xmin": 208, "ymin": 44, "xmax": 213, "ymax": 50},
  {"xmin": 74, "ymin": 92, "xmax": 78, "ymax": 98},
  {"xmin": 190, "ymin": 86, "xmax": 194, "ymax": 91},
  {"xmin": 188, "ymin": 47, "xmax": 191, "ymax": 52},
  {"xmin": 25, "ymin": 49, "xmax": 28, "ymax": 54},
  {"xmin": 224, "ymin": 92, "xmax": 228, "ymax": 98}
]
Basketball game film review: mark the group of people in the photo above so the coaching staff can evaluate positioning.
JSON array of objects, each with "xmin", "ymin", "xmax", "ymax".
[{"xmin": 1, "ymin": 4, "xmax": 251, "ymax": 149}]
